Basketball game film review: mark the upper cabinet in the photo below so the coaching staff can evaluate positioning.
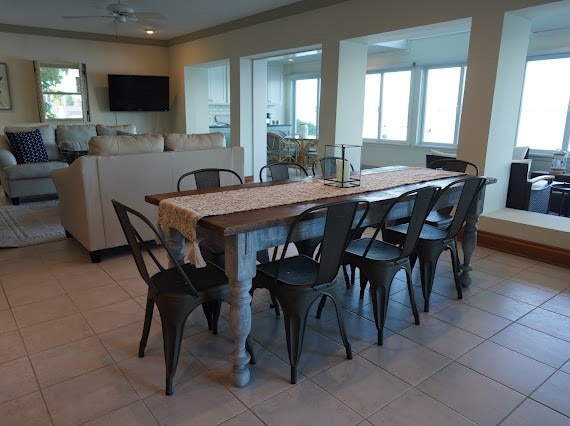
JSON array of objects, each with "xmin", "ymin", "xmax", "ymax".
[
  {"xmin": 267, "ymin": 64, "xmax": 282, "ymax": 105},
  {"xmin": 208, "ymin": 65, "xmax": 229, "ymax": 104}
]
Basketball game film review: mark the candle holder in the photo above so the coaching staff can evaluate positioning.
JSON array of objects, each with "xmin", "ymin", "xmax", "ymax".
[
  {"xmin": 550, "ymin": 150, "xmax": 567, "ymax": 174},
  {"xmin": 323, "ymin": 144, "xmax": 361, "ymax": 188}
]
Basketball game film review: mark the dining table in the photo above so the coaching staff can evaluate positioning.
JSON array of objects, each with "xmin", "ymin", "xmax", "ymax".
[
  {"xmin": 145, "ymin": 166, "xmax": 496, "ymax": 387},
  {"xmin": 284, "ymin": 134, "xmax": 318, "ymax": 169}
]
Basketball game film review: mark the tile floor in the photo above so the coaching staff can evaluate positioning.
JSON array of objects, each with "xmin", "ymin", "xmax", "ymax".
[{"xmin": 1, "ymin": 197, "xmax": 569, "ymax": 425}]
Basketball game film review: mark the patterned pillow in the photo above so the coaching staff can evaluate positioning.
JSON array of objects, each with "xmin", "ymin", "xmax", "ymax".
[{"xmin": 5, "ymin": 129, "xmax": 49, "ymax": 164}]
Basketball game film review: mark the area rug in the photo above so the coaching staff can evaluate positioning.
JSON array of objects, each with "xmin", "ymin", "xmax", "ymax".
[{"xmin": 0, "ymin": 200, "xmax": 66, "ymax": 247}]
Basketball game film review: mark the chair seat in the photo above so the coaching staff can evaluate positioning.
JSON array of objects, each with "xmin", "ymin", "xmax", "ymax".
[
  {"xmin": 256, "ymin": 255, "xmax": 318, "ymax": 286},
  {"xmin": 425, "ymin": 211, "xmax": 453, "ymax": 228},
  {"xmin": 387, "ymin": 223, "xmax": 448, "ymax": 241},
  {"xmin": 153, "ymin": 262, "xmax": 228, "ymax": 294},
  {"xmin": 345, "ymin": 238, "xmax": 402, "ymax": 261}
]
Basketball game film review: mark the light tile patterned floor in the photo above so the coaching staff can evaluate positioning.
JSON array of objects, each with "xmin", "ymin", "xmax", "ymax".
[{"xmin": 1, "ymin": 198, "xmax": 569, "ymax": 425}]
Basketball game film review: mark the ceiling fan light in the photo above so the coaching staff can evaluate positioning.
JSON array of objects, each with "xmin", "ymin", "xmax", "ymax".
[{"xmin": 145, "ymin": 28, "xmax": 155, "ymax": 35}]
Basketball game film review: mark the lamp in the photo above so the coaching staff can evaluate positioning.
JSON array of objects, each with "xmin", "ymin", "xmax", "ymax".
[
  {"xmin": 550, "ymin": 150, "xmax": 567, "ymax": 174},
  {"xmin": 145, "ymin": 28, "xmax": 155, "ymax": 35}
]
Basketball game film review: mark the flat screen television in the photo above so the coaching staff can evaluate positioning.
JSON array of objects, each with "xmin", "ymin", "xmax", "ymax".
[{"xmin": 108, "ymin": 74, "xmax": 169, "ymax": 112}]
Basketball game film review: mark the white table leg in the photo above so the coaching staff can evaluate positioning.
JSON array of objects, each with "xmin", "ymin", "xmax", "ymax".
[{"xmin": 225, "ymin": 233, "xmax": 256, "ymax": 387}]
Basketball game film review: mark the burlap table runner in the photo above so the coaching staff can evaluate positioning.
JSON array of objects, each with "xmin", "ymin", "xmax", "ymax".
[{"xmin": 158, "ymin": 167, "xmax": 463, "ymax": 266}]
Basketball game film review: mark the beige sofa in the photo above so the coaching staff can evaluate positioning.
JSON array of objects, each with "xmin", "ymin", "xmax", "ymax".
[
  {"xmin": 51, "ymin": 132, "xmax": 243, "ymax": 262},
  {"xmin": 0, "ymin": 123, "xmax": 136, "ymax": 204}
]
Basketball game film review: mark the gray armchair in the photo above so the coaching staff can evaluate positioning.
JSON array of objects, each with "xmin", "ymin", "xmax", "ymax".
[{"xmin": 506, "ymin": 160, "xmax": 554, "ymax": 213}]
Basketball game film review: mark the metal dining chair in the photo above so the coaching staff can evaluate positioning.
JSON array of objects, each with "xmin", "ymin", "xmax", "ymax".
[
  {"xmin": 322, "ymin": 186, "xmax": 441, "ymax": 346},
  {"xmin": 383, "ymin": 176, "xmax": 487, "ymax": 312},
  {"xmin": 112, "ymin": 200, "xmax": 255, "ymax": 396},
  {"xmin": 252, "ymin": 199, "xmax": 370, "ymax": 383},
  {"xmin": 177, "ymin": 168, "xmax": 243, "ymax": 191},
  {"xmin": 259, "ymin": 162, "xmax": 308, "ymax": 182}
]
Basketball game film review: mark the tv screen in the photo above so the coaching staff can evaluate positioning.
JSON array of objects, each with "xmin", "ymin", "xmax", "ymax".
[{"xmin": 108, "ymin": 74, "xmax": 169, "ymax": 112}]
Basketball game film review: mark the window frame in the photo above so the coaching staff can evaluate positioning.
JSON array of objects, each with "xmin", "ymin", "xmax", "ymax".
[
  {"xmin": 289, "ymin": 73, "xmax": 321, "ymax": 136},
  {"xmin": 33, "ymin": 61, "xmax": 90, "ymax": 123},
  {"xmin": 515, "ymin": 53, "xmax": 570, "ymax": 154},
  {"xmin": 417, "ymin": 63, "xmax": 467, "ymax": 147},
  {"xmin": 362, "ymin": 67, "xmax": 413, "ymax": 145}
]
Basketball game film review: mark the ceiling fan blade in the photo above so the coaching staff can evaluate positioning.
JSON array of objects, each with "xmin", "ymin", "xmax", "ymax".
[
  {"xmin": 62, "ymin": 15, "xmax": 114, "ymax": 19},
  {"xmin": 134, "ymin": 12, "xmax": 166, "ymax": 20}
]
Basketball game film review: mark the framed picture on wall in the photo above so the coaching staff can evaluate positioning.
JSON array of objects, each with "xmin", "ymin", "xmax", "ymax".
[{"xmin": 0, "ymin": 63, "xmax": 12, "ymax": 110}]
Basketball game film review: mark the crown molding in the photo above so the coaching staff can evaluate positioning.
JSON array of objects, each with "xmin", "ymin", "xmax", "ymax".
[{"xmin": 0, "ymin": 0, "xmax": 350, "ymax": 47}]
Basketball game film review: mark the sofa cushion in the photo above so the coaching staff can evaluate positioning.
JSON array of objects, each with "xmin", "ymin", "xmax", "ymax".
[
  {"xmin": 164, "ymin": 132, "xmax": 225, "ymax": 151},
  {"xmin": 56, "ymin": 124, "xmax": 97, "ymax": 148},
  {"xmin": 88, "ymin": 134, "xmax": 164, "ymax": 155},
  {"xmin": 4, "ymin": 124, "xmax": 59, "ymax": 161},
  {"xmin": 96, "ymin": 124, "xmax": 137, "ymax": 136},
  {"xmin": 5, "ymin": 129, "xmax": 50, "ymax": 164},
  {"xmin": 3, "ymin": 161, "xmax": 68, "ymax": 180}
]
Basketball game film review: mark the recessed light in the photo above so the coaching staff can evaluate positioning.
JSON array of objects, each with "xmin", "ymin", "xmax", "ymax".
[{"xmin": 145, "ymin": 28, "xmax": 155, "ymax": 35}]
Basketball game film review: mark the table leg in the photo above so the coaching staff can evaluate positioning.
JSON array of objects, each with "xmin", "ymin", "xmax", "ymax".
[
  {"xmin": 225, "ymin": 233, "xmax": 256, "ymax": 387},
  {"xmin": 458, "ymin": 189, "xmax": 484, "ymax": 287}
]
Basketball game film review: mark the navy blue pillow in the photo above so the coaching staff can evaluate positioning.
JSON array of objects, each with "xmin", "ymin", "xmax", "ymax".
[{"xmin": 6, "ymin": 129, "xmax": 49, "ymax": 164}]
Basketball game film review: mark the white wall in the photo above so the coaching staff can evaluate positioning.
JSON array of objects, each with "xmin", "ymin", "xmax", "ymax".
[{"xmin": 0, "ymin": 32, "xmax": 172, "ymax": 134}]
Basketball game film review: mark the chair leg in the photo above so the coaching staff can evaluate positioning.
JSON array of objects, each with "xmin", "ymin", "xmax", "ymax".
[
  {"xmin": 350, "ymin": 264, "xmax": 358, "ymax": 287},
  {"xmin": 448, "ymin": 241, "xmax": 463, "ymax": 300},
  {"xmin": 202, "ymin": 303, "xmax": 213, "ymax": 331},
  {"xmin": 327, "ymin": 293, "xmax": 352, "ymax": 360},
  {"xmin": 160, "ymin": 318, "xmax": 186, "ymax": 396},
  {"xmin": 359, "ymin": 271, "xmax": 368, "ymax": 300},
  {"xmin": 282, "ymin": 311, "xmax": 305, "ymax": 384},
  {"xmin": 342, "ymin": 264, "xmax": 351, "ymax": 289},
  {"xmin": 403, "ymin": 264, "xmax": 420, "ymax": 325},
  {"xmin": 417, "ymin": 249, "xmax": 441, "ymax": 313},
  {"xmin": 139, "ymin": 297, "xmax": 155, "ymax": 357},
  {"xmin": 245, "ymin": 336, "xmax": 256, "ymax": 365},
  {"xmin": 315, "ymin": 294, "xmax": 327, "ymax": 319},
  {"xmin": 269, "ymin": 292, "xmax": 281, "ymax": 316},
  {"xmin": 368, "ymin": 282, "xmax": 389, "ymax": 346},
  {"xmin": 211, "ymin": 300, "xmax": 222, "ymax": 335}
]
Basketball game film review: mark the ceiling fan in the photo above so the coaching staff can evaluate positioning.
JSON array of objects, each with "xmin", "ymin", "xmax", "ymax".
[{"xmin": 62, "ymin": 1, "xmax": 165, "ymax": 24}]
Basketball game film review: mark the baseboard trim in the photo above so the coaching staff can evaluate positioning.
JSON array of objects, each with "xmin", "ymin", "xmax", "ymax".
[{"xmin": 476, "ymin": 230, "xmax": 570, "ymax": 269}]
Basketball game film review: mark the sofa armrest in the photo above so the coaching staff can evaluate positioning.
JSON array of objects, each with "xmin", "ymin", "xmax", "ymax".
[
  {"xmin": 51, "ymin": 156, "xmax": 106, "ymax": 252},
  {"xmin": 0, "ymin": 149, "xmax": 17, "ymax": 168},
  {"xmin": 528, "ymin": 174, "xmax": 554, "ymax": 184}
]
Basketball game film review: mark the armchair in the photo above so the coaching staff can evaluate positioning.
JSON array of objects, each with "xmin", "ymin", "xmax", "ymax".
[{"xmin": 506, "ymin": 160, "xmax": 554, "ymax": 213}]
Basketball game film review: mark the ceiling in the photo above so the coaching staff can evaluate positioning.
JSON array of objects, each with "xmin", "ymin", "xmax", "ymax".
[
  {"xmin": 0, "ymin": 0, "xmax": 350, "ymax": 45},
  {"xmin": 0, "ymin": 0, "xmax": 569, "ymax": 47}
]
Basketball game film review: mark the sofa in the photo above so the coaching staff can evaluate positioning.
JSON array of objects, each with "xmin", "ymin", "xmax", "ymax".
[
  {"xmin": 0, "ymin": 122, "xmax": 136, "ymax": 204},
  {"xmin": 51, "ymin": 131, "xmax": 243, "ymax": 262}
]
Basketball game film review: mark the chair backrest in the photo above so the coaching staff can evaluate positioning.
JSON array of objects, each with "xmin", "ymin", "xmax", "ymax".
[
  {"xmin": 369, "ymin": 186, "xmax": 441, "ymax": 260},
  {"xmin": 312, "ymin": 156, "xmax": 355, "ymax": 176},
  {"xmin": 111, "ymin": 200, "xmax": 199, "ymax": 297},
  {"xmin": 427, "ymin": 158, "xmax": 479, "ymax": 176},
  {"xmin": 259, "ymin": 162, "xmax": 308, "ymax": 182},
  {"xmin": 267, "ymin": 132, "xmax": 285, "ymax": 151},
  {"xmin": 441, "ymin": 176, "xmax": 487, "ymax": 239},
  {"xmin": 177, "ymin": 168, "xmax": 243, "ymax": 191},
  {"xmin": 277, "ymin": 199, "xmax": 370, "ymax": 286}
]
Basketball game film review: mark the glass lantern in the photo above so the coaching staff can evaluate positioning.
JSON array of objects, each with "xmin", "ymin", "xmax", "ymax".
[
  {"xmin": 323, "ymin": 144, "xmax": 361, "ymax": 188},
  {"xmin": 550, "ymin": 150, "xmax": 567, "ymax": 174}
]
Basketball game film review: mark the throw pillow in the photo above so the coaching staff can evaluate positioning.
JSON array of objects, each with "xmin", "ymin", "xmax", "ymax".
[
  {"xmin": 96, "ymin": 124, "xmax": 137, "ymax": 136},
  {"xmin": 6, "ymin": 129, "xmax": 49, "ymax": 164},
  {"xmin": 4, "ymin": 124, "xmax": 60, "ymax": 161}
]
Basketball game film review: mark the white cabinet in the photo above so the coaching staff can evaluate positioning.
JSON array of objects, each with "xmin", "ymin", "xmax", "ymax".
[
  {"xmin": 208, "ymin": 66, "xmax": 229, "ymax": 104},
  {"xmin": 267, "ymin": 65, "xmax": 282, "ymax": 105}
]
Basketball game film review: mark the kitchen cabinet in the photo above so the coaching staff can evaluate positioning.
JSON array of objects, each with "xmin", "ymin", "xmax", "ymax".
[
  {"xmin": 208, "ymin": 66, "xmax": 229, "ymax": 104},
  {"xmin": 267, "ymin": 65, "xmax": 282, "ymax": 105}
]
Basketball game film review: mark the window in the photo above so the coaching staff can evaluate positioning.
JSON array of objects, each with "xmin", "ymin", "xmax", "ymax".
[
  {"xmin": 363, "ymin": 70, "xmax": 411, "ymax": 141},
  {"xmin": 420, "ymin": 65, "xmax": 466, "ymax": 145},
  {"xmin": 292, "ymin": 77, "xmax": 320, "ymax": 136},
  {"xmin": 34, "ymin": 61, "xmax": 89, "ymax": 122},
  {"xmin": 516, "ymin": 56, "xmax": 570, "ymax": 152}
]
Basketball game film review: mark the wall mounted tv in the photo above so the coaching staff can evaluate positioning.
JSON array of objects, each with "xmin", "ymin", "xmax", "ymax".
[{"xmin": 108, "ymin": 74, "xmax": 169, "ymax": 112}]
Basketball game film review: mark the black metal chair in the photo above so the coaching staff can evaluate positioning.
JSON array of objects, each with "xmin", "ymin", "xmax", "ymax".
[
  {"xmin": 177, "ymin": 168, "xmax": 243, "ymax": 191},
  {"xmin": 252, "ymin": 199, "xmax": 370, "ymax": 383},
  {"xmin": 383, "ymin": 176, "xmax": 487, "ymax": 312},
  {"xmin": 112, "ymin": 200, "xmax": 255, "ymax": 396},
  {"xmin": 326, "ymin": 186, "xmax": 440, "ymax": 346},
  {"xmin": 426, "ymin": 158, "xmax": 479, "ymax": 228},
  {"xmin": 259, "ymin": 162, "xmax": 308, "ymax": 182},
  {"xmin": 311, "ymin": 156, "xmax": 355, "ymax": 177}
]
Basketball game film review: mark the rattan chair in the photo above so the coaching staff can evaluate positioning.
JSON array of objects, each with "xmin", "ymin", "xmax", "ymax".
[
  {"xmin": 252, "ymin": 199, "xmax": 369, "ymax": 383},
  {"xmin": 112, "ymin": 200, "xmax": 255, "ymax": 396}
]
